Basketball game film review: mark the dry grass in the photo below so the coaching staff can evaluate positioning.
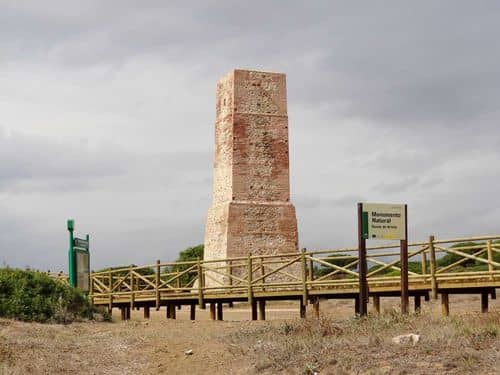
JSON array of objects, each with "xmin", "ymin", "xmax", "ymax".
[
  {"xmin": 225, "ymin": 311, "xmax": 500, "ymax": 374},
  {"xmin": 0, "ymin": 297, "xmax": 499, "ymax": 374}
]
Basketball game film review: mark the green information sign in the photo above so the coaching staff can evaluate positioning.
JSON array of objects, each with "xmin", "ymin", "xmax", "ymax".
[
  {"xmin": 67, "ymin": 219, "xmax": 90, "ymax": 292},
  {"xmin": 361, "ymin": 203, "xmax": 406, "ymax": 240}
]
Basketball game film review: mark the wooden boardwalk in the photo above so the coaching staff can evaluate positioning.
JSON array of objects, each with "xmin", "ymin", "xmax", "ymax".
[{"xmin": 88, "ymin": 235, "xmax": 500, "ymax": 320}]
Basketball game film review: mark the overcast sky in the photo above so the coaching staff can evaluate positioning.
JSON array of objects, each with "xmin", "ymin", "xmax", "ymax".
[{"xmin": 1, "ymin": 1, "xmax": 499, "ymax": 271}]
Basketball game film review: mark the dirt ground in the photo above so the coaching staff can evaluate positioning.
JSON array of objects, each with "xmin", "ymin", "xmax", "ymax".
[{"xmin": 0, "ymin": 295, "xmax": 499, "ymax": 374}]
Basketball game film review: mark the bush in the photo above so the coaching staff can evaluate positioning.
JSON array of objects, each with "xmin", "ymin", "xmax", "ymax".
[{"xmin": 0, "ymin": 268, "xmax": 98, "ymax": 323}]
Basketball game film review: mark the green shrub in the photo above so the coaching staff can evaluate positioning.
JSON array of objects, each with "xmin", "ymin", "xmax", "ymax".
[
  {"xmin": 0, "ymin": 268, "xmax": 97, "ymax": 323},
  {"xmin": 366, "ymin": 261, "xmax": 423, "ymax": 277},
  {"xmin": 314, "ymin": 254, "xmax": 356, "ymax": 277},
  {"xmin": 436, "ymin": 242, "xmax": 483, "ymax": 268}
]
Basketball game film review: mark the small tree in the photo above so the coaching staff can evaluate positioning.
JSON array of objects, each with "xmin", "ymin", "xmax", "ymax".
[{"xmin": 172, "ymin": 244, "xmax": 204, "ymax": 285}]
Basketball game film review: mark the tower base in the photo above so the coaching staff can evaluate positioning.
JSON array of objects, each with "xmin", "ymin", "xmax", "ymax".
[{"xmin": 204, "ymin": 201, "xmax": 298, "ymax": 287}]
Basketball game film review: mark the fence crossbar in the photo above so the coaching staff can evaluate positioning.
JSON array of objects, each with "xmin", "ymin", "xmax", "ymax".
[
  {"xmin": 251, "ymin": 256, "xmax": 301, "ymax": 284},
  {"xmin": 435, "ymin": 246, "xmax": 500, "ymax": 267}
]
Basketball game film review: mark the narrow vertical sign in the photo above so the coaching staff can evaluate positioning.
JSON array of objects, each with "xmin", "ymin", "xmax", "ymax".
[{"xmin": 67, "ymin": 219, "xmax": 91, "ymax": 292}]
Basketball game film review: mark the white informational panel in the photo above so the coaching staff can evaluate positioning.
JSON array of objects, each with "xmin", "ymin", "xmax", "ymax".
[
  {"xmin": 76, "ymin": 250, "xmax": 90, "ymax": 292},
  {"xmin": 362, "ymin": 203, "xmax": 406, "ymax": 240}
]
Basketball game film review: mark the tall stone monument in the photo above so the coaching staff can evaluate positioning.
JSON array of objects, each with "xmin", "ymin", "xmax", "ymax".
[{"xmin": 204, "ymin": 69, "xmax": 299, "ymax": 280}]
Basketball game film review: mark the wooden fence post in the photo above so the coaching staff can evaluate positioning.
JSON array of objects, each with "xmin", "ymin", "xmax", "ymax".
[
  {"xmin": 441, "ymin": 292, "xmax": 449, "ymax": 316},
  {"xmin": 429, "ymin": 235, "xmax": 438, "ymax": 300},
  {"xmin": 258, "ymin": 300, "xmax": 266, "ymax": 320},
  {"xmin": 260, "ymin": 257, "xmax": 265, "ymax": 292},
  {"xmin": 108, "ymin": 268, "xmax": 113, "ymax": 314},
  {"xmin": 190, "ymin": 303, "xmax": 196, "ymax": 320},
  {"xmin": 155, "ymin": 260, "xmax": 161, "ymax": 310},
  {"xmin": 301, "ymin": 248, "xmax": 308, "ymax": 309},
  {"xmin": 414, "ymin": 295, "xmax": 421, "ymax": 313},
  {"xmin": 130, "ymin": 266, "xmax": 135, "ymax": 310},
  {"xmin": 373, "ymin": 295, "xmax": 380, "ymax": 314},
  {"xmin": 487, "ymin": 240, "xmax": 494, "ymax": 281},
  {"xmin": 247, "ymin": 253, "xmax": 253, "ymax": 306},
  {"xmin": 89, "ymin": 271, "xmax": 94, "ymax": 305},
  {"xmin": 247, "ymin": 253, "xmax": 256, "ymax": 320},
  {"xmin": 481, "ymin": 292, "xmax": 489, "ymax": 313},
  {"xmin": 217, "ymin": 302, "xmax": 223, "ymax": 321},
  {"xmin": 209, "ymin": 303, "xmax": 216, "ymax": 320},
  {"xmin": 197, "ymin": 257, "xmax": 205, "ymax": 309},
  {"xmin": 176, "ymin": 266, "xmax": 181, "ymax": 290},
  {"xmin": 228, "ymin": 260, "xmax": 233, "ymax": 293},
  {"xmin": 308, "ymin": 252, "xmax": 314, "ymax": 283},
  {"xmin": 421, "ymin": 248, "xmax": 428, "ymax": 275}
]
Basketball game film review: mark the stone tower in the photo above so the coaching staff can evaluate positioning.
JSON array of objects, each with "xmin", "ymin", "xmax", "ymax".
[{"xmin": 204, "ymin": 69, "xmax": 299, "ymax": 275}]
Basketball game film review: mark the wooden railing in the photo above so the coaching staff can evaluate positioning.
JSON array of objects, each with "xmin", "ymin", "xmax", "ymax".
[
  {"xmin": 46, "ymin": 271, "xmax": 69, "ymax": 285},
  {"xmin": 89, "ymin": 235, "xmax": 500, "ymax": 305}
]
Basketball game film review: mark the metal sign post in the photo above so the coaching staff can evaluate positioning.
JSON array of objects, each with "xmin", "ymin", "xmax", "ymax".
[
  {"xmin": 67, "ymin": 219, "xmax": 90, "ymax": 292},
  {"xmin": 358, "ymin": 203, "xmax": 408, "ymax": 315},
  {"xmin": 400, "ymin": 205, "xmax": 409, "ymax": 314},
  {"xmin": 67, "ymin": 219, "xmax": 76, "ymax": 287},
  {"xmin": 357, "ymin": 203, "xmax": 368, "ymax": 316}
]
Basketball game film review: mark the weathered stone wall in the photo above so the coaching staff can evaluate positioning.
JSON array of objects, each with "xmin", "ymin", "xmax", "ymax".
[{"xmin": 204, "ymin": 69, "xmax": 299, "ymax": 286}]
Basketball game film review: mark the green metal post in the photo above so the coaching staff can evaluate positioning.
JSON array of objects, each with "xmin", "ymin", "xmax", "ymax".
[
  {"xmin": 67, "ymin": 219, "xmax": 76, "ymax": 287},
  {"xmin": 86, "ymin": 234, "xmax": 91, "ymax": 295}
]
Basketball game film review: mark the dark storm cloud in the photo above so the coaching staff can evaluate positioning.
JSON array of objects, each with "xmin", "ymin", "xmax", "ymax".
[{"xmin": 3, "ymin": 1, "xmax": 500, "ymax": 129}]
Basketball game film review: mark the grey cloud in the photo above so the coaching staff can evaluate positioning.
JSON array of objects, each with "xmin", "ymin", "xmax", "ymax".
[
  {"xmin": 0, "ymin": 128, "xmax": 211, "ymax": 194},
  {"xmin": 0, "ymin": 129, "xmax": 129, "ymax": 191},
  {"xmin": 295, "ymin": 194, "xmax": 364, "ymax": 210},
  {"xmin": 372, "ymin": 176, "xmax": 420, "ymax": 194}
]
